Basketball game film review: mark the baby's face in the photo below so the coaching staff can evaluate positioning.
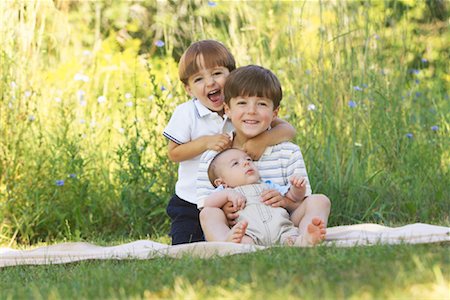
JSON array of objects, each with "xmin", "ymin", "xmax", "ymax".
[{"xmin": 215, "ymin": 149, "xmax": 260, "ymax": 188}]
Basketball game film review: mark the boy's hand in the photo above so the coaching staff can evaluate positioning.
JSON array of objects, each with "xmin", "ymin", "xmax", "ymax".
[
  {"xmin": 222, "ymin": 200, "xmax": 242, "ymax": 226},
  {"xmin": 204, "ymin": 134, "xmax": 232, "ymax": 152},
  {"xmin": 260, "ymin": 189, "xmax": 287, "ymax": 208},
  {"xmin": 242, "ymin": 139, "xmax": 266, "ymax": 160}
]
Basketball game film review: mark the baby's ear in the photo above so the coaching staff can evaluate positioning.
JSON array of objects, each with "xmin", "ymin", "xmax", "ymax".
[{"xmin": 214, "ymin": 178, "xmax": 226, "ymax": 187}]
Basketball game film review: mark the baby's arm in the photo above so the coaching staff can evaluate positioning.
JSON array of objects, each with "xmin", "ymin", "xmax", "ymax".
[
  {"xmin": 204, "ymin": 189, "xmax": 246, "ymax": 211},
  {"xmin": 285, "ymin": 175, "xmax": 307, "ymax": 202},
  {"xmin": 167, "ymin": 134, "xmax": 232, "ymax": 162},
  {"xmin": 243, "ymin": 117, "xmax": 296, "ymax": 160}
]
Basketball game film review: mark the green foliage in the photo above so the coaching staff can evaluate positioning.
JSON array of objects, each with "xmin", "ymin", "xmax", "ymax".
[{"xmin": 0, "ymin": 0, "xmax": 448, "ymax": 244}]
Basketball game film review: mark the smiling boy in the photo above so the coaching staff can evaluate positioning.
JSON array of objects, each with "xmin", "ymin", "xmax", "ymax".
[{"xmin": 197, "ymin": 65, "xmax": 331, "ymax": 246}]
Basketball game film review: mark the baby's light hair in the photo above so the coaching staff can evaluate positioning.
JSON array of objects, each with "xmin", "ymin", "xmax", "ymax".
[{"xmin": 207, "ymin": 148, "xmax": 235, "ymax": 187}]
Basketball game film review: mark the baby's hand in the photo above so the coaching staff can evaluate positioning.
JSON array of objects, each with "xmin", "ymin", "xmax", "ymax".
[
  {"xmin": 228, "ymin": 190, "xmax": 246, "ymax": 210},
  {"xmin": 289, "ymin": 175, "xmax": 307, "ymax": 200},
  {"xmin": 290, "ymin": 175, "xmax": 306, "ymax": 189},
  {"xmin": 205, "ymin": 134, "xmax": 232, "ymax": 152}
]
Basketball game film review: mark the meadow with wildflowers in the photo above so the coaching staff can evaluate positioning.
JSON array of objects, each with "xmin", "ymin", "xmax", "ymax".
[
  {"xmin": 1, "ymin": 0, "xmax": 448, "ymax": 245},
  {"xmin": 0, "ymin": 1, "xmax": 449, "ymax": 299}
]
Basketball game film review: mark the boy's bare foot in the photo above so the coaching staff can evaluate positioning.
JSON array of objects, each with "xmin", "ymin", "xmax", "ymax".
[
  {"xmin": 226, "ymin": 221, "xmax": 248, "ymax": 243},
  {"xmin": 294, "ymin": 217, "xmax": 326, "ymax": 247}
]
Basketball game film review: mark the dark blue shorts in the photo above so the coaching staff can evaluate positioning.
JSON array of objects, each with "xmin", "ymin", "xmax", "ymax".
[{"xmin": 166, "ymin": 194, "xmax": 205, "ymax": 245}]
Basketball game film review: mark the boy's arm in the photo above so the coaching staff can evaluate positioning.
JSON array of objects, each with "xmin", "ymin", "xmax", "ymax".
[
  {"xmin": 243, "ymin": 117, "xmax": 296, "ymax": 160},
  {"xmin": 167, "ymin": 134, "xmax": 231, "ymax": 162}
]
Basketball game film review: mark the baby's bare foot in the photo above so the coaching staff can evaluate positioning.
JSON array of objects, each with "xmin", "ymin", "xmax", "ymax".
[
  {"xmin": 295, "ymin": 217, "xmax": 326, "ymax": 247},
  {"xmin": 226, "ymin": 221, "xmax": 248, "ymax": 243}
]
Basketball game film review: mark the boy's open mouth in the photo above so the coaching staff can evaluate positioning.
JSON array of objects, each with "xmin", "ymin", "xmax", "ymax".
[{"xmin": 207, "ymin": 90, "xmax": 222, "ymax": 102}]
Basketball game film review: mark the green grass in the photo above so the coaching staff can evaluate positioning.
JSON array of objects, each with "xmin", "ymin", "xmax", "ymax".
[{"xmin": 1, "ymin": 243, "xmax": 448, "ymax": 299}]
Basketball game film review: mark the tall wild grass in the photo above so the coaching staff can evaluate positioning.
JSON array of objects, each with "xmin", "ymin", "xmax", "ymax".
[{"xmin": 0, "ymin": 0, "xmax": 448, "ymax": 245}]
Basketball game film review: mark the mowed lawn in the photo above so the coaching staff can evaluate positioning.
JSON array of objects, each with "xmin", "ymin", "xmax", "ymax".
[{"xmin": 1, "ymin": 243, "xmax": 448, "ymax": 299}]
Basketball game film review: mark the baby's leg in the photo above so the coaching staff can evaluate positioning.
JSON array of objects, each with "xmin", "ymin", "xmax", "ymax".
[
  {"xmin": 200, "ymin": 208, "xmax": 253, "ymax": 244},
  {"xmin": 200, "ymin": 207, "xmax": 232, "ymax": 242},
  {"xmin": 227, "ymin": 221, "xmax": 254, "ymax": 244},
  {"xmin": 294, "ymin": 217, "xmax": 326, "ymax": 247},
  {"xmin": 289, "ymin": 194, "xmax": 331, "ymax": 246}
]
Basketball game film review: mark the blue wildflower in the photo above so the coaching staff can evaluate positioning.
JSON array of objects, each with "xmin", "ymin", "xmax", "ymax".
[
  {"xmin": 353, "ymin": 86, "xmax": 363, "ymax": 91},
  {"xmin": 406, "ymin": 133, "xmax": 413, "ymax": 139},
  {"xmin": 421, "ymin": 58, "xmax": 428, "ymax": 63},
  {"xmin": 208, "ymin": 1, "xmax": 217, "ymax": 6},
  {"xmin": 415, "ymin": 92, "xmax": 421, "ymax": 98},
  {"xmin": 348, "ymin": 100, "xmax": 357, "ymax": 108},
  {"xmin": 69, "ymin": 174, "xmax": 77, "ymax": 179},
  {"xmin": 56, "ymin": 180, "xmax": 65, "ymax": 186},
  {"xmin": 161, "ymin": 85, "xmax": 166, "ymax": 91},
  {"xmin": 409, "ymin": 69, "xmax": 420, "ymax": 75},
  {"xmin": 155, "ymin": 40, "xmax": 165, "ymax": 48},
  {"xmin": 305, "ymin": 69, "xmax": 311, "ymax": 75},
  {"xmin": 431, "ymin": 125, "xmax": 438, "ymax": 131}
]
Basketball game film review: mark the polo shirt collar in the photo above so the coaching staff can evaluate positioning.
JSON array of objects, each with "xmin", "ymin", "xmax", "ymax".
[{"xmin": 193, "ymin": 98, "xmax": 220, "ymax": 118}]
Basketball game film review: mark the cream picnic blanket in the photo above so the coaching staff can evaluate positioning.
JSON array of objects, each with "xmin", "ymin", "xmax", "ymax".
[{"xmin": 1, "ymin": 223, "xmax": 448, "ymax": 268}]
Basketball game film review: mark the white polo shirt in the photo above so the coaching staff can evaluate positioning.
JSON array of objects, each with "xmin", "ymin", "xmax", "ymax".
[{"xmin": 163, "ymin": 99, "xmax": 234, "ymax": 204}]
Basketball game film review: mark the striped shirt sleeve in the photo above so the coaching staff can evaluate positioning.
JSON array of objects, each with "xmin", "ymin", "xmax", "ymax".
[
  {"xmin": 257, "ymin": 143, "xmax": 312, "ymax": 196},
  {"xmin": 284, "ymin": 144, "xmax": 312, "ymax": 196},
  {"xmin": 196, "ymin": 150, "xmax": 219, "ymax": 208}
]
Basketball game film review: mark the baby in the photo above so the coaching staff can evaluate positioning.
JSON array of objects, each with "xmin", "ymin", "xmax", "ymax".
[{"xmin": 202, "ymin": 148, "xmax": 326, "ymax": 246}]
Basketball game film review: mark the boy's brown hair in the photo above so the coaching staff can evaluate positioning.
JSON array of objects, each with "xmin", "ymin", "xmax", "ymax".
[
  {"xmin": 178, "ymin": 40, "xmax": 236, "ymax": 85},
  {"xmin": 224, "ymin": 65, "xmax": 283, "ymax": 109}
]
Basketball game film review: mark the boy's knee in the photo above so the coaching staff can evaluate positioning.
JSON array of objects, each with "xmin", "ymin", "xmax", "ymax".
[
  {"xmin": 199, "ymin": 207, "xmax": 218, "ymax": 223},
  {"xmin": 307, "ymin": 194, "xmax": 331, "ymax": 211},
  {"xmin": 199, "ymin": 208, "xmax": 209, "ymax": 222}
]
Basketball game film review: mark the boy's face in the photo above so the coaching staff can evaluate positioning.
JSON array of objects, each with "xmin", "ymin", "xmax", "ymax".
[
  {"xmin": 225, "ymin": 96, "xmax": 279, "ymax": 140},
  {"xmin": 214, "ymin": 149, "xmax": 260, "ymax": 188},
  {"xmin": 184, "ymin": 55, "xmax": 230, "ymax": 113}
]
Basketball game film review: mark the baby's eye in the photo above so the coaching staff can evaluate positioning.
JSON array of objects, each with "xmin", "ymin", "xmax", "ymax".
[
  {"xmin": 245, "ymin": 157, "xmax": 252, "ymax": 161},
  {"xmin": 231, "ymin": 161, "xmax": 239, "ymax": 166}
]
